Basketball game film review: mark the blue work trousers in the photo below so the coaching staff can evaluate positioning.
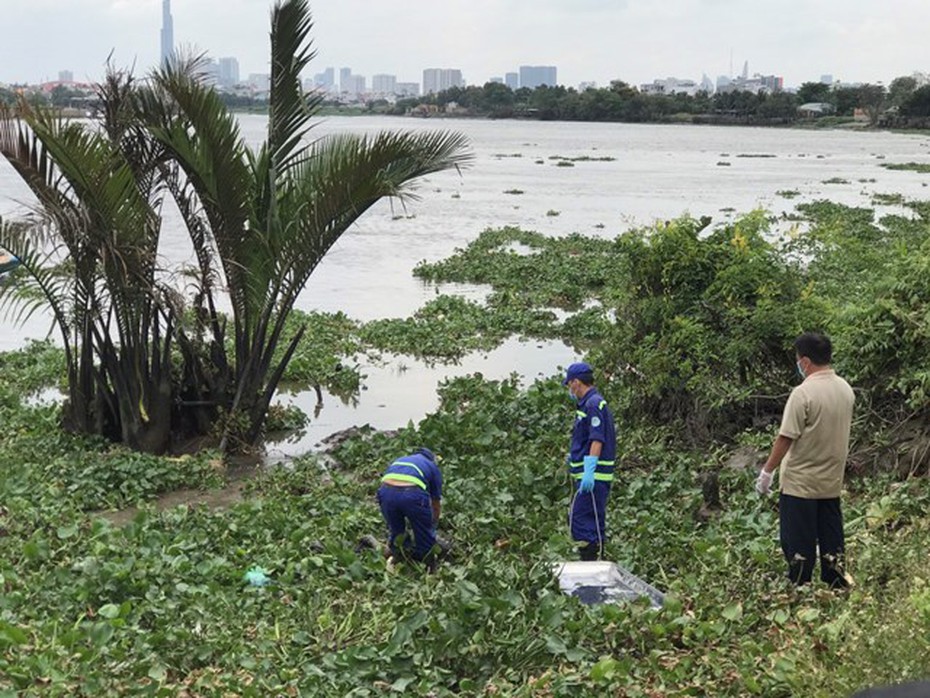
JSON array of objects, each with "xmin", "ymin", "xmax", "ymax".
[
  {"xmin": 377, "ymin": 484, "xmax": 436, "ymax": 561},
  {"xmin": 570, "ymin": 481, "xmax": 611, "ymax": 547}
]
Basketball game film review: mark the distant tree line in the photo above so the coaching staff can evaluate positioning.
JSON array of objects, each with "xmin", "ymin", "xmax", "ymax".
[{"xmin": 380, "ymin": 76, "xmax": 930, "ymax": 127}]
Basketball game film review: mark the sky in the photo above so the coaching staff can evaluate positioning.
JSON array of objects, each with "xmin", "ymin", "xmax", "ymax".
[{"xmin": 1, "ymin": 0, "xmax": 928, "ymax": 89}]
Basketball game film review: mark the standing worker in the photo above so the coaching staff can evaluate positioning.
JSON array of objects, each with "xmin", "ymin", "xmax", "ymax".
[
  {"xmin": 563, "ymin": 362, "xmax": 617, "ymax": 561},
  {"xmin": 756, "ymin": 332, "xmax": 855, "ymax": 587},
  {"xmin": 377, "ymin": 447, "xmax": 443, "ymax": 567}
]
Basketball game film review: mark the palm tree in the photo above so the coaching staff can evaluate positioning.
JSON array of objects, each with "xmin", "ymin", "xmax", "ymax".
[
  {"xmin": 0, "ymin": 70, "xmax": 181, "ymax": 453},
  {"xmin": 0, "ymin": 0, "xmax": 471, "ymax": 454},
  {"xmin": 140, "ymin": 0, "xmax": 471, "ymax": 450}
]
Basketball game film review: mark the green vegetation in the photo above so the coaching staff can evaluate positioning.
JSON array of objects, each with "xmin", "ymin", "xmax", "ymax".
[
  {"xmin": 880, "ymin": 162, "xmax": 930, "ymax": 173},
  {"xmin": 549, "ymin": 155, "xmax": 616, "ymax": 163},
  {"xmin": 871, "ymin": 192, "xmax": 906, "ymax": 205},
  {"xmin": 4, "ymin": 197, "xmax": 930, "ymax": 694},
  {"xmin": 378, "ymin": 76, "xmax": 930, "ymax": 128},
  {"xmin": 0, "ymin": 0, "xmax": 469, "ymax": 455}
]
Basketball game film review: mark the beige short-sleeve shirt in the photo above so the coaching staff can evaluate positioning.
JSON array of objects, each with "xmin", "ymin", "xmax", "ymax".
[{"xmin": 778, "ymin": 369, "xmax": 855, "ymax": 499}]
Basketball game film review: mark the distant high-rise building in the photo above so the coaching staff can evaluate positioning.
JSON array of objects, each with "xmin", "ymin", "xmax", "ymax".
[
  {"xmin": 58, "ymin": 70, "xmax": 73, "ymax": 83},
  {"xmin": 519, "ymin": 65, "xmax": 557, "ymax": 89},
  {"xmin": 489, "ymin": 77, "xmax": 503, "ymax": 84},
  {"xmin": 504, "ymin": 72, "xmax": 519, "ymax": 90},
  {"xmin": 314, "ymin": 67, "xmax": 335, "ymax": 90},
  {"xmin": 217, "ymin": 57, "xmax": 239, "ymax": 87},
  {"xmin": 741, "ymin": 60, "xmax": 749, "ymax": 80},
  {"xmin": 371, "ymin": 74, "xmax": 397, "ymax": 94},
  {"xmin": 578, "ymin": 81, "xmax": 597, "ymax": 91},
  {"xmin": 160, "ymin": 0, "xmax": 174, "ymax": 68},
  {"xmin": 820, "ymin": 74, "xmax": 834, "ymax": 85},
  {"xmin": 339, "ymin": 67, "xmax": 352, "ymax": 93},
  {"xmin": 201, "ymin": 58, "xmax": 219, "ymax": 86},
  {"xmin": 343, "ymin": 74, "xmax": 366, "ymax": 96},
  {"xmin": 422, "ymin": 68, "xmax": 464, "ymax": 94},
  {"xmin": 701, "ymin": 73, "xmax": 715, "ymax": 93}
]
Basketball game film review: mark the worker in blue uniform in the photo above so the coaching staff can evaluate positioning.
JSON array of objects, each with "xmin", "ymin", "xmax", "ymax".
[
  {"xmin": 377, "ymin": 447, "xmax": 443, "ymax": 566},
  {"xmin": 563, "ymin": 362, "xmax": 617, "ymax": 561}
]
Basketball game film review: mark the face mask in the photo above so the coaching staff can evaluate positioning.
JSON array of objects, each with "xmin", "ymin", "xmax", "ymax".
[
  {"xmin": 796, "ymin": 361, "xmax": 806, "ymax": 379},
  {"xmin": 567, "ymin": 387, "xmax": 576, "ymax": 402}
]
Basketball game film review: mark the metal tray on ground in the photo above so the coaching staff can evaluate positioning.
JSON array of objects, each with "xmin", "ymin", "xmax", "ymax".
[{"xmin": 552, "ymin": 561, "xmax": 665, "ymax": 609}]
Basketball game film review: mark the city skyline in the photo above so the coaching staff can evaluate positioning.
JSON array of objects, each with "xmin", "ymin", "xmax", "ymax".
[{"xmin": 1, "ymin": 0, "xmax": 928, "ymax": 89}]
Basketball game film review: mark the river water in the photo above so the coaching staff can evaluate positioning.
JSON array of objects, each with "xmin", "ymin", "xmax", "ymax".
[{"xmin": 2, "ymin": 117, "xmax": 929, "ymax": 456}]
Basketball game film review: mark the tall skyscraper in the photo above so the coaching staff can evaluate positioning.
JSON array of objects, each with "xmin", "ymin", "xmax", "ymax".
[
  {"xmin": 422, "ymin": 68, "xmax": 464, "ymax": 95},
  {"xmin": 519, "ymin": 66, "xmax": 557, "ymax": 89},
  {"xmin": 505, "ymin": 72, "xmax": 519, "ymax": 90},
  {"xmin": 371, "ymin": 74, "xmax": 397, "ymax": 94},
  {"xmin": 218, "ymin": 57, "xmax": 240, "ymax": 87},
  {"xmin": 160, "ymin": 0, "xmax": 174, "ymax": 68},
  {"xmin": 339, "ymin": 67, "xmax": 352, "ymax": 93}
]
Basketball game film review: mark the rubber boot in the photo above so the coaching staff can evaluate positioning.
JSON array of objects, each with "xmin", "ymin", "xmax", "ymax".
[{"xmin": 578, "ymin": 542, "xmax": 599, "ymax": 561}]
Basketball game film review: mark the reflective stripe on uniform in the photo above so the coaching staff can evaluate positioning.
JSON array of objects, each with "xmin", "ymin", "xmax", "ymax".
[
  {"xmin": 382, "ymin": 460, "xmax": 428, "ymax": 489},
  {"xmin": 570, "ymin": 472, "xmax": 614, "ymax": 481},
  {"xmin": 381, "ymin": 473, "xmax": 427, "ymax": 489}
]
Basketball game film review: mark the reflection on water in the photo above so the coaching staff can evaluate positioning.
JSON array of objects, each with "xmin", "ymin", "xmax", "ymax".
[
  {"xmin": 264, "ymin": 335, "xmax": 570, "ymax": 461},
  {"xmin": 2, "ymin": 117, "xmax": 930, "ymax": 452}
]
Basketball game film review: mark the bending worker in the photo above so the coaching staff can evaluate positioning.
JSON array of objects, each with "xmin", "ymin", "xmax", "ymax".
[
  {"xmin": 377, "ymin": 447, "xmax": 443, "ymax": 566},
  {"xmin": 563, "ymin": 362, "xmax": 617, "ymax": 561}
]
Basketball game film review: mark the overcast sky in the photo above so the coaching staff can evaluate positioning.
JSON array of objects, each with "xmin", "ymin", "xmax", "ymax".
[{"xmin": 2, "ymin": 0, "xmax": 928, "ymax": 88}]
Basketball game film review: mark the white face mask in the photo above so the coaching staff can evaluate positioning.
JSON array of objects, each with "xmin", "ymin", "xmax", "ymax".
[{"xmin": 796, "ymin": 361, "xmax": 806, "ymax": 379}]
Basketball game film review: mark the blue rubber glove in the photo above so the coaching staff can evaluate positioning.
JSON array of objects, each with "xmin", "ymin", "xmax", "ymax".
[
  {"xmin": 580, "ymin": 455, "xmax": 597, "ymax": 493},
  {"xmin": 244, "ymin": 566, "xmax": 271, "ymax": 586}
]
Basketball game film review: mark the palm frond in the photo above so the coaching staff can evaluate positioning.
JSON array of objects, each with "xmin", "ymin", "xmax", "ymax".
[
  {"xmin": 142, "ymin": 59, "xmax": 254, "ymax": 323},
  {"xmin": 279, "ymin": 129, "xmax": 472, "ymax": 285},
  {"xmin": 267, "ymin": 0, "xmax": 320, "ymax": 172}
]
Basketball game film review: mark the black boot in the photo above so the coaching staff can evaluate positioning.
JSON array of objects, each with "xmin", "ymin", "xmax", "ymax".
[{"xmin": 578, "ymin": 543, "xmax": 599, "ymax": 561}]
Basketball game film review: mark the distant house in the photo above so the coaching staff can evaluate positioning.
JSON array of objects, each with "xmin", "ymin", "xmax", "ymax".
[{"xmin": 798, "ymin": 102, "xmax": 834, "ymax": 117}]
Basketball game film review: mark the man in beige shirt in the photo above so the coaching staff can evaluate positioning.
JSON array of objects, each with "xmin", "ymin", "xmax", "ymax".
[{"xmin": 756, "ymin": 332, "xmax": 855, "ymax": 587}]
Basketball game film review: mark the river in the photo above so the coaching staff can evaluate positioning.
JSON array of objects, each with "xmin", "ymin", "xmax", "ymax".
[{"xmin": 2, "ymin": 117, "xmax": 929, "ymax": 457}]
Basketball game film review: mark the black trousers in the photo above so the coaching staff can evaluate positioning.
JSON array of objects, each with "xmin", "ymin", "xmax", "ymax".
[{"xmin": 779, "ymin": 493, "xmax": 848, "ymax": 587}]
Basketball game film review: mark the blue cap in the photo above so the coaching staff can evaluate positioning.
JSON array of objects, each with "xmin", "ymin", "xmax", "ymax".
[
  {"xmin": 414, "ymin": 447, "xmax": 436, "ymax": 462},
  {"xmin": 562, "ymin": 362, "xmax": 594, "ymax": 385}
]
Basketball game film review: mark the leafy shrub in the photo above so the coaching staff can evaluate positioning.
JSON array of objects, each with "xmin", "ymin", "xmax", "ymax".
[{"xmin": 592, "ymin": 213, "xmax": 823, "ymax": 441}]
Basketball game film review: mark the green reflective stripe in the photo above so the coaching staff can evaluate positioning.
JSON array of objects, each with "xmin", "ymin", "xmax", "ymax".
[
  {"xmin": 575, "ymin": 410, "xmax": 587, "ymax": 418},
  {"xmin": 381, "ymin": 474, "xmax": 427, "ymax": 490},
  {"xmin": 598, "ymin": 400, "xmax": 606, "ymax": 409},
  {"xmin": 570, "ymin": 472, "xmax": 614, "ymax": 481},
  {"xmin": 569, "ymin": 460, "xmax": 615, "ymax": 467},
  {"xmin": 597, "ymin": 460, "xmax": 615, "ymax": 466}
]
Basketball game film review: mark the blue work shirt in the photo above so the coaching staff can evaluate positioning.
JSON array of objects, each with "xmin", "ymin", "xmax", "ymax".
[
  {"xmin": 568, "ymin": 388, "xmax": 617, "ymax": 482},
  {"xmin": 382, "ymin": 452, "xmax": 443, "ymax": 500}
]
